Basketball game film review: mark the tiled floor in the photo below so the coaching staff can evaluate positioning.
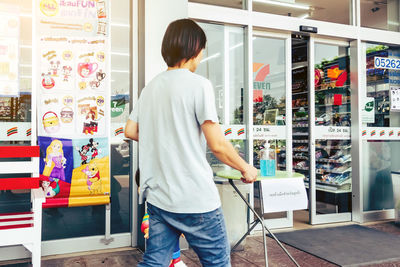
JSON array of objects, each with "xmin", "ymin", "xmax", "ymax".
[{"xmin": 2, "ymin": 221, "xmax": 399, "ymax": 267}]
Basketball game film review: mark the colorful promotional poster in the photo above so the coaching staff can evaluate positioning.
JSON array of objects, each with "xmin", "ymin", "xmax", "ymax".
[
  {"xmin": 36, "ymin": 0, "xmax": 110, "ymax": 207},
  {"xmin": 39, "ymin": 136, "xmax": 110, "ymax": 208},
  {"xmin": 0, "ymin": 7, "xmax": 19, "ymax": 97}
]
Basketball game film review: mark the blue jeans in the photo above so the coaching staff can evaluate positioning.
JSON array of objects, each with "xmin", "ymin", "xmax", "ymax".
[{"xmin": 138, "ymin": 202, "xmax": 231, "ymax": 267}]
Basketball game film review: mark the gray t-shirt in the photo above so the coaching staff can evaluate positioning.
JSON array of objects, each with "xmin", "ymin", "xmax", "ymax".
[{"xmin": 129, "ymin": 69, "xmax": 221, "ymax": 213}]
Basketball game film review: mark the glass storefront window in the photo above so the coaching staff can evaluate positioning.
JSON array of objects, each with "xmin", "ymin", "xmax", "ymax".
[
  {"xmin": 0, "ymin": 1, "xmax": 33, "ymax": 217},
  {"xmin": 365, "ymin": 43, "xmax": 400, "ymax": 127},
  {"xmin": 189, "ymin": 0, "xmax": 247, "ymax": 9},
  {"xmin": 362, "ymin": 140, "xmax": 398, "ymax": 211},
  {"xmin": 361, "ymin": 0, "xmax": 400, "ymax": 32},
  {"xmin": 253, "ymin": 0, "xmax": 351, "ymax": 25}
]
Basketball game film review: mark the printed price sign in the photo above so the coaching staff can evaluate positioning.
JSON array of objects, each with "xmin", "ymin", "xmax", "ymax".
[{"xmin": 374, "ymin": 57, "xmax": 400, "ymax": 70}]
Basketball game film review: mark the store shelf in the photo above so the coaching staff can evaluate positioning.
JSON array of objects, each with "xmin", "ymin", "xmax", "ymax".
[
  {"xmin": 292, "ymin": 61, "xmax": 308, "ymax": 69},
  {"xmin": 293, "ymin": 106, "xmax": 308, "ymax": 110},
  {"xmin": 294, "ymin": 166, "xmax": 309, "ymax": 171},
  {"xmin": 292, "ymin": 91, "xmax": 308, "ymax": 96},
  {"xmin": 316, "ymin": 158, "xmax": 351, "ymax": 164},
  {"xmin": 316, "ymin": 145, "xmax": 351, "ymax": 150},
  {"xmin": 293, "ymin": 133, "xmax": 309, "ymax": 136},
  {"xmin": 316, "ymin": 102, "xmax": 351, "ymax": 108},
  {"xmin": 293, "ymin": 117, "xmax": 308, "ymax": 121},
  {"xmin": 304, "ymin": 182, "xmax": 352, "ymax": 193},
  {"xmin": 316, "ymin": 167, "xmax": 352, "ymax": 175},
  {"xmin": 293, "ymin": 148, "xmax": 308, "ymax": 152},
  {"xmin": 293, "ymin": 125, "xmax": 308, "ymax": 128},
  {"xmin": 315, "ymin": 86, "xmax": 350, "ymax": 93},
  {"xmin": 293, "ymin": 140, "xmax": 309, "ymax": 144},
  {"xmin": 293, "ymin": 156, "xmax": 309, "ymax": 160}
]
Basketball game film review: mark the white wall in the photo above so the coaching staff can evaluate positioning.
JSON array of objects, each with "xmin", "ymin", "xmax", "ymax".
[{"xmin": 142, "ymin": 0, "xmax": 188, "ymax": 85}]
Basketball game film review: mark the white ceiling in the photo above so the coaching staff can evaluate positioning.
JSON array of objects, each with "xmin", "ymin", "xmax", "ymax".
[{"xmin": 191, "ymin": 0, "xmax": 393, "ymax": 27}]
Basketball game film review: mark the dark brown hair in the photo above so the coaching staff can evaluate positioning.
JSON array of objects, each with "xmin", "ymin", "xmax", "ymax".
[{"xmin": 161, "ymin": 19, "xmax": 207, "ymax": 67}]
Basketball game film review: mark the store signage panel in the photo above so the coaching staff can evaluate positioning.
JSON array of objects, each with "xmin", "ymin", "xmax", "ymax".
[
  {"xmin": 261, "ymin": 177, "xmax": 308, "ymax": 213},
  {"xmin": 35, "ymin": 0, "xmax": 111, "ymax": 207},
  {"xmin": 390, "ymin": 86, "xmax": 400, "ymax": 111},
  {"xmin": 221, "ymin": 125, "xmax": 246, "ymax": 140},
  {"xmin": 0, "ymin": 7, "xmax": 19, "ymax": 97},
  {"xmin": 314, "ymin": 126, "xmax": 350, "ymax": 140},
  {"xmin": 253, "ymin": 125, "xmax": 286, "ymax": 139},
  {"xmin": 361, "ymin": 97, "xmax": 375, "ymax": 123},
  {"xmin": 361, "ymin": 127, "xmax": 400, "ymax": 140},
  {"xmin": 374, "ymin": 56, "xmax": 400, "ymax": 71}
]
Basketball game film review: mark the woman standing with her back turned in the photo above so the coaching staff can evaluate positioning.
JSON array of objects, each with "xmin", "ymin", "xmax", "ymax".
[{"xmin": 125, "ymin": 19, "xmax": 258, "ymax": 267}]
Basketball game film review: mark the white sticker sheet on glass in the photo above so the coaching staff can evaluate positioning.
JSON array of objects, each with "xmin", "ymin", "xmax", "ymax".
[
  {"xmin": 75, "ymin": 38, "xmax": 107, "ymax": 92},
  {"xmin": 76, "ymin": 94, "xmax": 105, "ymax": 136},
  {"xmin": 40, "ymin": 94, "xmax": 75, "ymax": 136},
  {"xmin": 40, "ymin": 39, "xmax": 75, "ymax": 92}
]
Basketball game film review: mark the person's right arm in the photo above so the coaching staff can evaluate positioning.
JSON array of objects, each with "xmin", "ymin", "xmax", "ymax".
[
  {"xmin": 201, "ymin": 120, "xmax": 258, "ymax": 183},
  {"xmin": 125, "ymin": 119, "xmax": 139, "ymax": 141}
]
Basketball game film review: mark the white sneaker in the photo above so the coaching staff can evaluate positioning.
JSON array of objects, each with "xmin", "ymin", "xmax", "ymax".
[{"xmin": 173, "ymin": 261, "xmax": 187, "ymax": 267}]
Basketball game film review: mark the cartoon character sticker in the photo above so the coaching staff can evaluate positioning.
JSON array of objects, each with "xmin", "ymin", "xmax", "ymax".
[
  {"xmin": 75, "ymin": 39, "xmax": 107, "ymax": 92},
  {"xmin": 41, "ymin": 72, "xmax": 55, "ymax": 89},
  {"xmin": 76, "ymin": 95, "xmax": 105, "ymax": 136},
  {"xmin": 40, "ymin": 95, "xmax": 76, "ymax": 137},
  {"xmin": 40, "ymin": 40, "xmax": 75, "ymax": 92},
  {"xmin": 43, "ymin": 139, "xmax": 67, "ymax": 183},
  {"xmin": 41, "ymin": 177, "xmax": 60, "ymax": 198},
  {"xmin": 82, "ymin": 161, "xmax": 102, "ymax": 194},
  {"xmin": 42, "ymin": 111, "xmax": 60, "ymax": 134},
  {"xmin": 76, "ymin": 144, "xmax": 90, "ymax": 165},
  {"xmin": 77, "ymin": 61, "xmax": 98, "ymax": 78}
]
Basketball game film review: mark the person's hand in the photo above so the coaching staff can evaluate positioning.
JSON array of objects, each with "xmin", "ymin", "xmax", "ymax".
[{"xmin": 240, "ymin": 164, "xmax": 258, "ymax": 184}]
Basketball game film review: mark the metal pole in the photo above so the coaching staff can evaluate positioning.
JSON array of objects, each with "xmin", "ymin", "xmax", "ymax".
[
  {"xmin": 258, "ymin": 181, "xmax": 269, "ymax": 267},
  {"xmin": 229, "ymin": 180, "xmax": 300, "ymax": 267}
]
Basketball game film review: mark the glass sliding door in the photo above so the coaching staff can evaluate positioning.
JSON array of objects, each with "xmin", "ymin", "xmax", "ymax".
[
  {"xmin": 310, "ymin": 39, "xmax": 352, "ymax": 224},
  {"xmin": 253, "ymin": 32, "xmax": 292, "ymax": 229},
  {"xmin": 196, "ymin": 22, "xmax": 249, "ymax": 243}
]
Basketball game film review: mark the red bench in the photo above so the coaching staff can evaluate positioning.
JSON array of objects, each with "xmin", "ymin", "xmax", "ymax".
[{"xmin": 0, "ymin": 146, "xmax": 45, "ymax": 267}]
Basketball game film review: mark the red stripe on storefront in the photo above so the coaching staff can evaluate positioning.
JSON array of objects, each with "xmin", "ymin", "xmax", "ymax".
[
  {"xmin": 42, "ymin": 198, "xmax": 69, "ymax": 209},
  {"xmin": 0, "ymin": 217, "xmax": 33, "ymax": 223},
  {"xmin": 0, "ymin": 224, "xmax": 33, "ymax": 230},
  {"xmin": 0, "ymin": 178, "xmax": 40, "ymax": 190},
  {"xmin": 0, "ymin": 146, "xmax": 40, "ymax": 158}
]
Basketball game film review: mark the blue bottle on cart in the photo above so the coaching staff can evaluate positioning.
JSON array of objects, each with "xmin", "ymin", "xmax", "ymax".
[{"xmin": 260, "ymin": 144, "xmax": 276, "ymax": 177}]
